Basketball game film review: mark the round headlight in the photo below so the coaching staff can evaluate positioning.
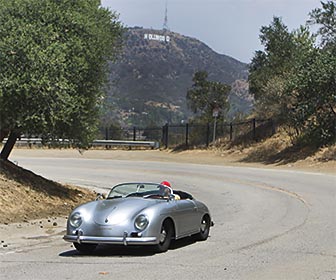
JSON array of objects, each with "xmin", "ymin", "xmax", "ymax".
[
  {"xmin": 70, "ymin": 212, "xmax": 82, "ymax": 228},
  {"xmin": 134, "ymin": 214, "xmax": 149, "ymax": 231}
]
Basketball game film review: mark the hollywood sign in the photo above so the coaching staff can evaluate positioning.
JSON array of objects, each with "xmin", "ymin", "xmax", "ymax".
[{"xmin": 144, "ymin": 33, "xmax": 170, "ymax": 43}]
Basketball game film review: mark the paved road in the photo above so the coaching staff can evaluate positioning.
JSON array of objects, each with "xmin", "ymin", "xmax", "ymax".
[{"xmin": 1, "ymin": 156, "xmax": 335, "ymax": 280}]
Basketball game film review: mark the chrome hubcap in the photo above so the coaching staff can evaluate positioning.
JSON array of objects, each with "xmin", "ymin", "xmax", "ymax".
[
  {"xmin": 200, "ymin": 220, "xmax": 207, "ymax": 232},
  {"xmin": 159, "ymin": 228, "xmax": 167, "ymax": 243}
]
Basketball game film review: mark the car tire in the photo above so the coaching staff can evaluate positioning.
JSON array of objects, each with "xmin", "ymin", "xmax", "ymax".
[
  {"xmin": 153, "ymin": 220, "xmax": 173, "ymax": 253},
  {"xmin": 73, "ymin": 242, "xmax": 97, "ymax": 254},
  {"xmin": 195, "ymin": 215, "xmax": 210, "ymax": 241}
]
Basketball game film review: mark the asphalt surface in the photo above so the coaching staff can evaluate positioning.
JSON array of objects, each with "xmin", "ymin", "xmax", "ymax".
[{"xmin": 0, "ymin": 155, "xmax": 335, "ymax": 280}]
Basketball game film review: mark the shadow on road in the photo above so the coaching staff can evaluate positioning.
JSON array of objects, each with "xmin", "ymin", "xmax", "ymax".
[{"xmin": 59, "ymin": 236, "xmax": 198, "ymax": 257}]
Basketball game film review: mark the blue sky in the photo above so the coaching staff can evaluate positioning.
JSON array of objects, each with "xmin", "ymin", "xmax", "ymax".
[{"xmin": 101, "ymin": 0, "xmax": 321, "ymax": 63}]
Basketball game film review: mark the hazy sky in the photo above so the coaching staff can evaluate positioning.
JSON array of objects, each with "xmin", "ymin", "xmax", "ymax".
[{"xmin": 101, "ymin": 0, "xmax": 321, "ymax": 63}]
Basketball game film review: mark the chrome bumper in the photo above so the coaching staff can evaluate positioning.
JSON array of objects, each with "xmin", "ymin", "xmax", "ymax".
[{"xmin": 63, "ymin": 234, "xmax": 157, "ymax": 246}]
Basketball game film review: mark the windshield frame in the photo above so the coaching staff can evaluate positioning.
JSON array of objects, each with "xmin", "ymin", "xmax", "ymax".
[{"xmin": 107, "ymin": 182, "xmax": 172, "ymax": 199}]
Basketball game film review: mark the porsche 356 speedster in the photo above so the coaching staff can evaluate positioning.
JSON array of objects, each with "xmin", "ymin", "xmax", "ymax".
[{"xmin": 63, "ymin": 182, "xmax": 213, "ymax": 253}]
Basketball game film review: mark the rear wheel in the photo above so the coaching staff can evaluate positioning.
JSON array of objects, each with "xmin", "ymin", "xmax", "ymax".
[
  {"xmin": 195, "ymin": 215, "xmax": 210, "ymax": 241},
  {"xmin": 153, "ymin": 220, "xmax": 173, "ymax": 253},
  {"xmin": 73, "ymin": 242, "xmax": 97, "ymax": 254}
]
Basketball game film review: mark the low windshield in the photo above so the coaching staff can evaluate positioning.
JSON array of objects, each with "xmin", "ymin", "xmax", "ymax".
[{"xmin": 107, "ymin": 183, "xmax": 172, "ymax": 199}]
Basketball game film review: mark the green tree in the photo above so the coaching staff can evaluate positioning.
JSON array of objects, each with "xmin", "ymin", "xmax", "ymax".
[
  {"xmin": 285, "ymin": 1, "xmax": 336, "ymax": 144},
  {"xmin": 249, "ymin": 2, "xmax": 336, "ymax": 145},
  {"xmin": 309, "ymin": 0, "xmax": 336, "ymax": 48},
  {"xmin": 286, "ymin": 47, "xmax": 336, "ymax": 144},
  {"xmin": 0, "ymin": 0, "xmax": 123, "ymax": 159},
  {"xmin": 248, "ymin": 17, "xmax": 296, "ymax": 121},
  {"xmin": 187, "ymin": 71, "xmax": 231, "ymax": 122}
]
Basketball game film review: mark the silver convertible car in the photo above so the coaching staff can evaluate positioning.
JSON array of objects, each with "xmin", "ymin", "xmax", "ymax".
[{"xmin": 63, "ymin": 182, "xmax": 214, "ymax": 253}]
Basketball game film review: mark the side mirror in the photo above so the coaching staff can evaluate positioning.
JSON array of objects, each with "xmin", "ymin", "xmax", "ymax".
[
  {"xmin": 168, "ymin": 194, "xmax": 175, "ymax": 201},
  {"xmin": 95, "ymin": 193, "xmax": 105, "ymax": 200}
]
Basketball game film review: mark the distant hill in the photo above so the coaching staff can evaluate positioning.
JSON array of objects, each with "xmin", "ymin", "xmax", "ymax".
[{"xmin": 104, "ymin": 27, "xmax": 252, "ymax": 127}]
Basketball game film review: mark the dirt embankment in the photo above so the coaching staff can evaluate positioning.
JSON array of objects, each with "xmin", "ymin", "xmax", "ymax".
[{"xmin": 0, "ymin": 159, "xmax": 96, "ymax": 224}]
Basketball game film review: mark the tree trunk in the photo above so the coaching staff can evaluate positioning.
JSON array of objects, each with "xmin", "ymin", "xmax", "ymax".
[
  {"xmin": 0, "ymin": 129, "xmax": 9, "ymax": 142},
  {"xmin": 0, "ymin": 130, "xmax": 20, "ymax": 160}
]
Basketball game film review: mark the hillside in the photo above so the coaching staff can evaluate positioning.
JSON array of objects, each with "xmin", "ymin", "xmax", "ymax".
[
  {"xmin": 0, "ymin": 160, "xmax": 95, "ymax": 224},
  {"xmin": 104, "ymin": 27, "xmax": 252, "ymax": 127}
]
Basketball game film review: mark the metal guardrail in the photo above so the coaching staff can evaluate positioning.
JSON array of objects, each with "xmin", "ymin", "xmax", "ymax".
[
  {"xmin": 2, "ymin": 138, "xmax": 160, "ymax": 149},
  {"xmin": 91, "ymin": 140, "xmax": 159, "ymax": 149}
]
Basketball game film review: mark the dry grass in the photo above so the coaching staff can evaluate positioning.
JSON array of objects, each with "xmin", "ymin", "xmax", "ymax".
[
  {"xmin": 317, "ymin": 146, "xmax": 336, "ymax": 162},
  {"xmin": 216, "ymin": 129, "xmax": 336, "ymax": 165}
]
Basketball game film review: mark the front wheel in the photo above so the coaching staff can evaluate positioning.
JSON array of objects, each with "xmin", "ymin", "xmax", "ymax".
[
  {"xmin": 153, "ymin": 220, "xmax": 173, "ymax": 253},
  {"xmin": 195, "ymin": 215, "xmax": 211, "ymax": 241},
  {"xmin": 73, "ymin": 242, "xmax": 97, "ymax": 254}
]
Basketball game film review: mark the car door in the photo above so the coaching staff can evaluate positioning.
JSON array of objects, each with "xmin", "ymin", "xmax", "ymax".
[{"xmin": 172, "ymin": 199, "xmax": 200, "ymax": 237}]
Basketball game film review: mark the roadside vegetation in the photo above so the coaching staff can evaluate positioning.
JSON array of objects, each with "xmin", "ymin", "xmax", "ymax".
[
  {"xmin": 0, "ymin": 0, "xmax": 121, "ymax": 223},
  {"xmin": 0, "ymin": 0, "xmax": 123, "ymax": 160},
  {"xmin": 248, "ymin": 1, "xmax": 335, "ymax": 147},
  {"xmin": 187, "ymin": 71, "xmax": 231, "ymax": 122},
  {"xmin": 186, "ymin": 1, "xmax": 335, "ymax": 154}
]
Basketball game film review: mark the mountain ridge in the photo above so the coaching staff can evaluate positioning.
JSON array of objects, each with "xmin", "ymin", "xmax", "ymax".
[{"xmin": 104, "ymin": 27, "xmax": 252, "ymax": 127}]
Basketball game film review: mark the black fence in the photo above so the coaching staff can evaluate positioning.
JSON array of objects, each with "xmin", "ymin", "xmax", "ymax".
[{"xmin": 100, "ymin": 118, "xmax": 276, "ymax": 149}]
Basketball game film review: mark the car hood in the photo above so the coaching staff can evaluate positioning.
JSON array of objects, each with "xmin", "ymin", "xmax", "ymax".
[{"xmin": 89, "ymin": 198, "xmax": 157, "ymax": 226}]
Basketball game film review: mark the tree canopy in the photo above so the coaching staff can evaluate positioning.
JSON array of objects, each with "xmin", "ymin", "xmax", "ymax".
[
  {"xmin": 248, "ymin": 1, "xmax": 336, "ymax": 145},
  {"xmin": 0, "ymin": 0, "xmax": 123, "ymax": 159},
  {"xmin": 309, "ymin": 0, "xmax": 336, "ymax": 48},
  {"xmin": 187, "ymin": 71, "xmax": 231, "ymax": 122}
]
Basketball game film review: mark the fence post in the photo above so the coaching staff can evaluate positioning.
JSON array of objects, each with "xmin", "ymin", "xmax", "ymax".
[
  {"xmin": 185, "ymin": 123, "xmax": 189, "ymax": 148},
  {"xmin": 213, "ymin": 117, "xmax": 217, "ymax": 143},
  {"xmin": 166, "ymin": 123, "xmax": 169, "ymax": 149},
  {"xmin": 162, "ymin": 125, "xmax": 165, "ymax": 145},
  {"xmin": 133, "ymin": 127, "xmax": 136, "ymax": 141},
  {"xmin": 105, "ymin": 127, "xmax": 109, "ymax": 149},
  {"xmin": 206, "ymin": 123, "xmax": 210, "ymax": 147},
  {"xmin": 163, "ymin": 123, "xmax": 169, "ymax": 149},
  {"xmin": 252, "ymin": 118, "xmax": 256, "ymax": 141},
  {"xmin": 230, "ymin": 122, "xmax": 233, "ymax": 141}
]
